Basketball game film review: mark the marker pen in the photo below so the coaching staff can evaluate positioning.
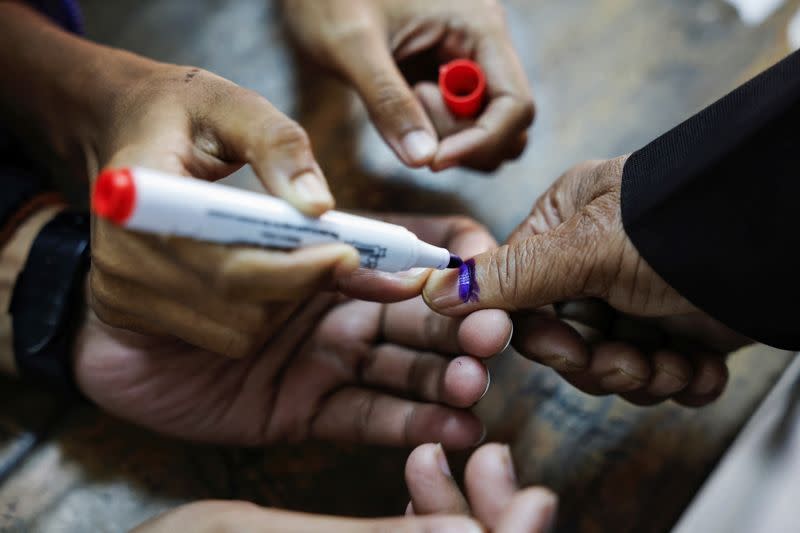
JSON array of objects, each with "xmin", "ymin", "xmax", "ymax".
[{"xmin": 91, "ymin": 167, "xmax": 463, "ymax": 272}]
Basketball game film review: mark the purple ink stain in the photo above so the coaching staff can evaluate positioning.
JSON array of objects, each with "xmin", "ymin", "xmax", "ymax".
[{"xmin": 458, "ymin": 258, "xmax": 480, "ymax": 303}]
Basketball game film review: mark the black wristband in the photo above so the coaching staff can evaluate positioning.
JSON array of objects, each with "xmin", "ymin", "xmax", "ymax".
[{"xmin": 10, "ymin": 211, "xmax": 90, "ymax": 396}]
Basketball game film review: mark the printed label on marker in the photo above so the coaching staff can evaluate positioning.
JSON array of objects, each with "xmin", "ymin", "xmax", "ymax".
[{"xmin": 92, "ymin": 167, "xmax": 456, "ymax": 273}]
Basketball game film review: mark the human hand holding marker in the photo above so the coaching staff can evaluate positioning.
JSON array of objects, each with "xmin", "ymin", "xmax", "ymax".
[
  {"xmin": 283, "ymin": 0, "xmax": 534, "ymax": 171},
  {"xmin": 77, "ymin": 214, "xmax": 512, "ymax": 448},
  {"xmin": 0, "ymin": 4, "xmax": 369, "ymax": 356},
  {"xmin": 424, "ymin": 157, "xmax": 746, "ymax": 406},
  {"xmin": 87, "ymin": 60, "xmax": 372, "ymax": 357}
]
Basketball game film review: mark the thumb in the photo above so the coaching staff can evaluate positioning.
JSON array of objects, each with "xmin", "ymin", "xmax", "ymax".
[
  {"xmin": 337, "ymin": 29, "xmax": 438, "ymax": 167},
  {"xmin": 423, "ymin": 213, "xmax": 601, "ymax": 315},
  {"xmin": 206, "ymin": 84, "xmax": 334, "ymax": 216}
]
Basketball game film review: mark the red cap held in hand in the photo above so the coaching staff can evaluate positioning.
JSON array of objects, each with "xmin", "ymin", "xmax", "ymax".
[
  {"xmin": 439, "ymin": 59, "xmax": 487, "ymax": 119},
  {"xmin": 92, "ymin": 168, "xmax": 136, "ymax": 224}
]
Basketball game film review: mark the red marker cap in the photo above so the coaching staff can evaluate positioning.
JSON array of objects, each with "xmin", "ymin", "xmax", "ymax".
[
  {"xmin": 439, "ymin": 59, "xmax": 486, "ymax": 119},
  {"xmin": 92, "ymin": 168, "xmax": 136, "ymax": 224}
]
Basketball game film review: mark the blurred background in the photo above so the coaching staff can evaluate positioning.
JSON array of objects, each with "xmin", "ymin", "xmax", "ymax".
[{"xmin": 1, "ymin": 1, "xmax": 797, "ymax": 531}]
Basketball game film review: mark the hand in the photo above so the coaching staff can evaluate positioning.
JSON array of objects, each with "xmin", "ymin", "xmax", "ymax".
[
  {"xmin": 423, "ymin": 157, "xmax": 748, "ymax": 406},
  {"xmin": 88, "ymin": 57, "xmax": 360, "ymax": 357},
  {"xmin": 131, "ymin": 443, "xmax": 557, "ymax": 532},
  {"xmin": 77, "ymin": 216, "xmax": 512, "ymax": 447},
  {"xmin": 283, "ymin": 0, "xmax": 533, "ymax": 171},
  {"xmin": 0, "ymin": 4, "xmax": 358, "ymax": 356}
]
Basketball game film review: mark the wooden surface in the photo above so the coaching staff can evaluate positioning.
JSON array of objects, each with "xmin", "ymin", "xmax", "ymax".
[{"xmin": 1, "ymin": 1, "xmax": 799, "ymax": 531}]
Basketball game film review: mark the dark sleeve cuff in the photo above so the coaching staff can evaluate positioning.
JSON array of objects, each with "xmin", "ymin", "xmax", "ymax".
[{"xmin": 621, "ymin": 51, "xmax": 800, "ymax": 350}]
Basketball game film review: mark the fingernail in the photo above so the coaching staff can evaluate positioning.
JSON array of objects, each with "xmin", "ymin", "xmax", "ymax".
[
  {"xmin": 424, "ymin": 269, "xmax": 463, "ymax": 310},
  {"xmin": 501, "ymin": 322, "xmax": 514, "ymax": 352},
  {"xmin": 531, "ymin": 490, "xmax": 558, "ymax": 533},
  {"xmin": 649, "ymin": 364, "xmax": 689, "ymax": 397},
  {"xmin": 474, "ymin": 424, "xmax": 487, "ymax": 446},
  {"xmin": 401, "ymin": 130, "xmax": 437, "ymax": 164},
  {"xmin": 405, "ymin": 501, "xmax": 414, "ymax": 516},
  {"xmin": 600, "ymin": 368, "xmax": 648, "ymax": 392},
  {"xmin": 435, "ymin": 443, "xmax": 452, "ymax": 477},
  {"xmin": 479, "ymin": 368, "xmax": 491, "ymax": 401},
  {"xmin": 539, "ymin": 353, "xmax": 588, "ymax": 373},
  {"xmin": 503, "ymin": 444, "xmax": 518, "ymax": 485},
  {"xmin": 292, "ymin": 171, "xmax": 334, "ymax": 210},
  {"xmin": 423, "ymin": 259, "xmax": 479, "ymax": 311}
]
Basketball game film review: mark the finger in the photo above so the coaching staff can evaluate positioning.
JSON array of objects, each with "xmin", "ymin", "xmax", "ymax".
[
  {"xmin": 361, "ymin": 344, "xmax": 488, "ymax": 408},
  {"xmin": 310, "ymin": 388, "xmax": 485, "ymax": 449},
  {"xmin": 560, "ymin": 341, "xmax": 651, "ymax": 396},
  {"xmin": 405, "ymin": 443, "xmax": 469, "ymax": 515},
  {"xmin": 674, "ymin": 353, "xmax": 729, "ymax": 407},
  {"xmin": 202, "ymin": 82, "xmax": 335, "ymax": 215},
  {"xmin": 415, "ymin": 81, "xmax": 471, "ymax": 139},
  {"xmin": 464, "ymin": 443, "xmax": 518, "ymax": 528},
  {"xmin": 381, "ymin": 214, "xmax": 498, "ymax": 253},
  {"xmin": 645, "ymin": 350, "xmax": 692, "ymax": 397},
  {"xmin": 337, "ymin": 214, "xmax": 497, "ymax": 303},
  {"xmin": 382, "ymin": 297, "xmax": 513, "ymax": 358},
  {"xmin": 432, "ymin": 95, "xmax": 534, "ymax": 171},
  {"xmin": 335, "ymin": 27, "xmax": 438, "ymax": 167},
  {"xmin": 620, "ymin": 349, "xmax": 694, "ymax": 406},
  {"xmin": 423, "ymin": 207, "xmax": 608, "ymax": 316},
  {"xmin": 495, "ymin": 488, "xmax": 559, "ymax": 533},
  {"xmin": 512, "ymin": 314, "xmax": 590, "ymax": 372},
  {"xmin": 166, "ymin": 238, "xmax": 360, "ymax": 301},
  {"xmin": 417, "ymin": 80, "xmax": 529, "ymax": 172}
]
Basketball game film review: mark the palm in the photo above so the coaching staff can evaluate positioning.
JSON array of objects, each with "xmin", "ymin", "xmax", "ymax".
[{"xmin": 74, "ymin": 293, "xmax": 504, "ymax": 448}]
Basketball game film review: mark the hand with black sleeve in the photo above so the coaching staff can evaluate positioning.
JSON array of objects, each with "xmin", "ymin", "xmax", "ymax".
[{"xmin": 424, "ymin": 51, "xmax": 800, "ymax": 406}]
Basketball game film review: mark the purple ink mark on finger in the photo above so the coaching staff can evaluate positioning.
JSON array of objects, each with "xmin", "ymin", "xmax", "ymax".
[{"xmin": 458, "ymin": 258, "xmax": 480, "ymax": 303}]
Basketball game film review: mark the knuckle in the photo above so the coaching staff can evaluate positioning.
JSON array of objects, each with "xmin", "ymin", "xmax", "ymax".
[
  {"xmin": 369, "ymin": 76, "xmax": 417, "ymax": 119},
  {"xmin": 355, "ymin": 392, "xmax": 378, "ymax": 443},
  {"xmin": 262, "ymin": 119, "xmax": 311, "ymax": 155}
]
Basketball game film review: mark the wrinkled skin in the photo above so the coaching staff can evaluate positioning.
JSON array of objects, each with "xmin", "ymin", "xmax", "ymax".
[{"xmin": 425, "ymin": 157, "xmax": 749, "ymax": 406}]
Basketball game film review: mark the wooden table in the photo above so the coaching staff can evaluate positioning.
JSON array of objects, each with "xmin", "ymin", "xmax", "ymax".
[{"xmin": 1, "ymin": 1, "xmax": 797, "ymax": 531}]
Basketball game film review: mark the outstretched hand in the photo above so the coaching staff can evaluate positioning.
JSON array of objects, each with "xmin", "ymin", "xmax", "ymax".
[{"xmin": 77, "ymin": 215, "xmax": 512, "ymax": 447}]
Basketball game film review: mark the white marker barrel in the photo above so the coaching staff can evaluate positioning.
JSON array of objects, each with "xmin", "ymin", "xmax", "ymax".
[{"xmin": 92, "ymin": 167, "xmax": 455, "ymax": 272}]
